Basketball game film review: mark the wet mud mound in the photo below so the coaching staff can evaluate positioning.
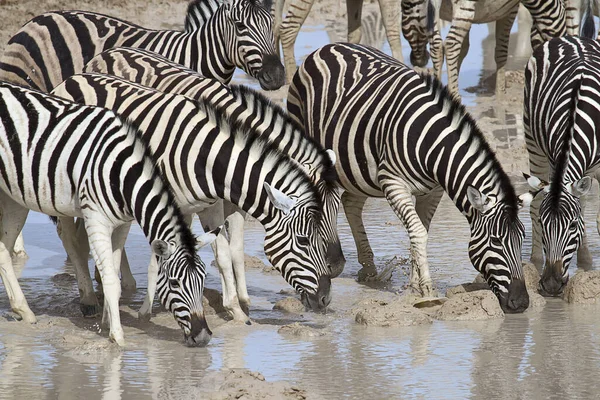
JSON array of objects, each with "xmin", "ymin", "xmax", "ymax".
[
  {"xmin": 203, "ymin": 369, "xmax": 322, "ymax": 400},
  {"xmin": 353, "ymin": 297, "xmax": 433, "ymax": 327},
  {"xmin": 203, "ymin": 288, "xmax": 227, "ymax": 315},
  {"xmin": 563, "ymin": 271, "xmax": 600, "ymax": 304},
  {"xmin": 278, "ymin": 322, "xmax": 325, "ymax": 337},
  {"xmin": 436, "ymin": 290, "xmax": 504, "ymax": 321},
  {"xmin": 273, "ymin": 297, "xmax": 305, "ymax": 313}
]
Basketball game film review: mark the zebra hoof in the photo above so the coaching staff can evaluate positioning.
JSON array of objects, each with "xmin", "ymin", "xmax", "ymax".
[
  {"xmin": 138, "ymin": 311, "xmax": 152, "ymax": 323},
  {"xmin": 357, "ymin": 267, "xmax": 378, "ymax": 282},
  {"xmin": 80, "ymin": 304, "xmax": 101, "ymax": 318}
]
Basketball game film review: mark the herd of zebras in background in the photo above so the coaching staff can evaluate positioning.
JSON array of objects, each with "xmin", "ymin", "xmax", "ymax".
[{"xmin": 0, "ymin": 0, "xmax": 598, "ymax": 346}]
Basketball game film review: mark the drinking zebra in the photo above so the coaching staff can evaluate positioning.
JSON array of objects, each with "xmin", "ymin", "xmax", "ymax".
[
  {"xmin": 274, "ymin": 0, "xmax": 436, "ymax": 83},
  {"xmin": 436, "ymin": 0, "xmax": 567, "ymax": 98},
  {"xmin": 81, "ymin": 47, "xmax": 344, "ymax": 320},
  {"xmin": 524, "ymin": 34, "xmax": 600, "ymax": 296},
  {"xmin": 0, "ymin": 0, "xmax": 284, "ymax": 92},
  {"xmin": 288, "ymin": 43, "xmax": 532, "ymax": 312},
  {"xmin": 0, "ymin": 81, "xmax": 213, "ymax": 346},
  {"xmin": 51, "ymin": 73, "xmax": 334, "ymax": 320}
]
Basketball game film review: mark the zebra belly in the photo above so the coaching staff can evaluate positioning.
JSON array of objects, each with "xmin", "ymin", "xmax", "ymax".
[{"xmin": 440, "ymin": 0, "xmax": 519, "ymax": 23}]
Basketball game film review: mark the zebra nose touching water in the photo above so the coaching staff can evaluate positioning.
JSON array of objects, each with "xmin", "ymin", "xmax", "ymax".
[{"xmin": 288, "ymin": 43, "xmax": 533, "ymax": 313}]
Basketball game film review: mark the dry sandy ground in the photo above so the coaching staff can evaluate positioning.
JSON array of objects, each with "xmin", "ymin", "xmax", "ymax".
[{"xmin": 0, "ymin": 0, "xmax": 534, "ymax": 397}]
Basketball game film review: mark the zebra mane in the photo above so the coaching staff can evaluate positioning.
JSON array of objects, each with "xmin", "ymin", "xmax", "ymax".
[
  {"xmin": 420, "ymin": 73, "xmax": 520, "ymax": 219},
  {"xmin": 228, "ymin": 84, "xmax": 338, "ymax": 189},
  {"xmin": 194, "ymin": 96, "xmax": 324, "ymax": 220},
  {"xmin": 547, "ymin": 78, "xmax": 583, "ymax": 211},
  {"xmin": 185, "ymin": 0, "xmax": 221, "ymax": 32}
]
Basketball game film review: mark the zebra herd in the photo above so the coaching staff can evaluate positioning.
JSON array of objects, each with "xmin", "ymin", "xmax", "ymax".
[{"xmin": 0, "ymin": 0, "xmax": 599, "ymax": 347}]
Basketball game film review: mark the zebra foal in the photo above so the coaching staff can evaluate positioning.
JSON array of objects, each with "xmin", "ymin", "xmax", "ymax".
[
  {"xmin": 51, "ymin": 73, "xmax": 335, "ymax": 320},
  {"xmin": 82, "ymin": 47, "xmax": 345, "ymax": 319},
  {"xmin": 288, "ymin": 43, "xmax": 532, "ymax": 312},
  {"xmin": 0, "ymin": 0, "xmax": 284, "ymax": 92},
  {"xmin": 0, "ymin": 81, "xmax": 211, "ymax": 346},
  {"xmin": 524, "ymin": 34, "xmax": 600, "ymax": 296}
]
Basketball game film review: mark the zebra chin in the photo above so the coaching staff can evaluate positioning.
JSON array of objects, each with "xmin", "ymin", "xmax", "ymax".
[
  {"xmin": 497, "ymin": 278, "xmax": 529, "ymax": 314},
  {"xmin": 182, "ymin": 314, "xmax": 212, "ymax": 347},
  {"xmin": 257, "ymin": 54, "xmax": 285, "ymax": 90}
]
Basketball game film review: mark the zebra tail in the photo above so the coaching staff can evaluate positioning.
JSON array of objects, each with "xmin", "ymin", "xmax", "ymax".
[
  {"xmin": 581, "ymin": 0, "xmax": 596, "ymax": 39},
  {"xmin": 426, "ymin": 0, "xmax": 435, "ymax": 34}
]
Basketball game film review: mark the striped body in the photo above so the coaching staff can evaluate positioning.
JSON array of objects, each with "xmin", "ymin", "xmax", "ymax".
[
  {"xmin": 524, "ymin": 36, "xmax": 600, "ymax": 295},
  {"xmin": 51, "ymin": 73, "xmax": 332, "ymax": 309},
  {"xmin": 437, "ymin": 0, "xmax": 566, "ymax": 97},
  {"xmin": 274, "ymin": 0, "xmax": 436, "ymax": 82},
  {"xmin": 0, "ymin": 81, "xmax": 209, "ymax": 346},
  {"xmin": 0, "ymin": 0, "xmax": 284, "ymax": 92},
  {"xmin": 288, "ymin": 43, "xmax": 529, "ymax": 312}
]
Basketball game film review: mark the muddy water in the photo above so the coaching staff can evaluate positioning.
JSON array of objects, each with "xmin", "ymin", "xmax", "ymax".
[{"xmin": 2, "ymin": 14, "xmax": 600, "ymax": 400}]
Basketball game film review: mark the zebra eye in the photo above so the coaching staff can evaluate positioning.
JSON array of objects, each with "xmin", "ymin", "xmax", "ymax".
[
  {"xmin": 234, "ymin": 21, "xmax": 246, "ymax": 31},
  {"xmin": 169, "ymin": 279, "xmax": 180, "ymax": 289},
  {"xmin": 490, "ymin": 237, "xmax": 502, "ymax": 247},
  {"xmin": 570, "ymin": 220, "xmax": 578, "ymax": 230},
  {"xmin": 297, "ymin": 235, "xmax": 310, "ymax": 247}
]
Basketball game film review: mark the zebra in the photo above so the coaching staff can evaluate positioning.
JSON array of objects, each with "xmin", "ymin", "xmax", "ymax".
[
  {"xmin": 274, "ymin": 0, "xmax": 437, "ymax": 83},
  {"xmin": 0, "ymin": 0, "xmax": 284, "ymax": 92},
  {"xmin": 287, "ymin": 43, "xmax": 532, "ymax": 312},
  {"xmin": 565, "ymin": 0, "xmax": 599, "ymax": 38},
  {"xmin": 523, "ymin": 34, "xmax": 600, "ymax": 296},
  {"xmin": 0, "ymin": 80, "xmax": 213, "ymax": 347},
  {"xmin": 436, "ymin": 0, "xmax": 567, "ymax": 98},
  {"xmin": 81, "ymin": 47, "xmax": 344, "ymax": 320},
  {"xmin": 51, "ymin": 72, "xmax": 334, "ymax": 320}
]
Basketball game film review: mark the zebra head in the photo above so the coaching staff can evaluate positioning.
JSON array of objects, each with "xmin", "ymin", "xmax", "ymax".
[
  {"xmin": 223, "ymin": 0, "xmax": 285, "ymax": 90},
  {"xmin": 466, "ymin": 186, "xmax": 531, "ymax": 313},
  {"xmin": 263, "ymin": 182, "xmax": 332, "ymax": 311},
  {"xmin": 527, "ymin": 175, "xmax": 592, "ymax": 296},
  {"xmin": 151, "ymin": 228, "xmax": 219, "ymax": 347}
]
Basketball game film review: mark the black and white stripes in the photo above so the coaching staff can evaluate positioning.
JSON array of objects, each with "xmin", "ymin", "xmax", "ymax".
[
  {"xmin": 0, "ymin": 81, "xmax": 209, "ymax": 346},
  {"xmin": 288, "ymin": 43, "xmax": 531, "ymax": 312},
  {"xmin": 0, "ymin": 0, "xmax": 284, "ymax": 91},
  {"xmin": 524, "ymin": 35, "xmax": 600, "ymax": 296}
]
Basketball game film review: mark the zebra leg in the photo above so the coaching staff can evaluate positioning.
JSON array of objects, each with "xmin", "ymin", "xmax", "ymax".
[
  {"xmin": 273, "ymin": 0, "xmax": 285, "ymax": 56},
  {"xmin": 565, "ymin": 0, "xmax": 581, "ymax": 36},
  {"xmin": 0, "ymin": 193, "xmax": 35, "ymax": 323},
  {"xmin": 445, "ymin": 16, "xmax": 473, "ymax": 97},
  {"xmin": 118, "ymin": 248, "xmax": 136, "ymax": 292},
  {"xmin": 415, "ymin": 186, "xmax": 444, "ymax": 232},
  {"xmin": 223, "ymin": 201, "xmax": 251, "ymax": 316},
  {"xmin": 347, "ymin": 0, "xmax": 364, "ymax": 44},
  {"xmin": 456, "ymin": 28, "xmax": 470, "ymax": 74},
  {"xmin": 430, "ymin": 27, "xmax": 444, "ymax": 80},
  {"xmin": 341, "ymin": 192, "xmax": 377, "ymax": 281},
  {"xmin": 101, "ymin": 223, "xmax": 130, "ymax": 329},
  {"xmin": 199, "ymin": 204, "xmax": 250, "ymax": 323},
  {"xmin": 493, "ymin": 9, "xmax": 518, "ymax": 98},
  {"xmin": 84, "ymin": 217, "xmax": 124, "ymax": 346},
  {"xmin": 577, "ymin": 193, "xmax": 593, "ymax": 270},
  {"xmin": 379, "ymin": 0, "xmax": 403, "ymax": 61},
  {"xmin": 280, "ymin": 0, "xmax": 316, "ymax": 83},
  {"xmin": 56, "ymin": 217, "xmax": 99, "ymax": 317},
  {"xmin": 12, "ymin": 233, "xmax": 27, "ymax": 258}
]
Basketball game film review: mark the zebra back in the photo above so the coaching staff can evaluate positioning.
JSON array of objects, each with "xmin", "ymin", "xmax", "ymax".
[
  {"xmin": 288, "ymin": 43, "xmax": 529, "ymax": 310},
  {"xmin": 0, "ymin": 81, "xmax": 208, "ymax": 343},
  {"xmin": 52, "ymin": 72, "xmax": 333, "ymax": 304},
  {"xmin": 0, "ymin": 0, "xmax": 283, "ymax": 92}
]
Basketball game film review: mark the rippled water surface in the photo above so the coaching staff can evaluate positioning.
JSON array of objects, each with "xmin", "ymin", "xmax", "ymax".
[{"xmin": 2, "ymin": 12, "xmax": 600, "ymax": 400}]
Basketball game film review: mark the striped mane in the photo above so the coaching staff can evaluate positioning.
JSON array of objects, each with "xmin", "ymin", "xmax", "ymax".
[
  {"xmin": 228, "ymin": 84, "xmax": 339, "ymax": 190},
  {"xmin": 194, "ymin": 95, "xmax": 324, "ymax": 221},
  {"xmin": 420, "ymin": 72, "xmax": 520, "ymax": 220},
  {"xmin": 547, "ymin": 78, "xmax": 583, "ymax": 212},
  {"xmin": 185, "ymin": 0, "xmax": 221, "ymax": 32}
]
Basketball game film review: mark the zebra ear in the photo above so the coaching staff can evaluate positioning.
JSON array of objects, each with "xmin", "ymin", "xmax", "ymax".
[
  {"xmin": 196, "ymin": 226, "xmax": 222, "ymax": 248},
  {"xmin": 467, "ymin": 186, "xmax": 496, "ymax": 212},
  {"xmin": 264, "ymin": 182, "xmax": 296, "ymax": 215},
  {"xmin": 325, "ymin": 149, "xmax": 337, "ymax": 166},
  {"xmin": 523, "ymin": 172, "xmax": 549, "ymax": 192},
  {"xmin": 569, "ymin": 176, "xmax": 593, "ymax": 197},
  {"xmin": 151, "ymin": 239, "xmax": 173, "ymax": 258}
]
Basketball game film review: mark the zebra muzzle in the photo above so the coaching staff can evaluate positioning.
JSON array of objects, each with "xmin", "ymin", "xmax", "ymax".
[
  {"xmin": 258, "ymin": 54, "xmax": 285, "ymax": 90},
  {"xmin": 539, "ymin": 260, "xmax": 568, "ymax": 297},
  {"xmin": 300, "ymin": 275, "xmax": 332, "ymax": 311},
  {"xmin": 184, "ymin": 313, "xmax": 212, "ymax": 347}
]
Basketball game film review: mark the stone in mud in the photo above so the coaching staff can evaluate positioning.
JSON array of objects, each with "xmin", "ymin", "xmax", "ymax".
[
  {"xmin": 446, "ymin": 282, "xmax": 489, "ymax": 298},
  {"xmin": 563, "ymin": 270, "xmax": 600, "ymax": 304},
  {"xmin": 436, "ymin": 290, "xmax": 504, "ymax": 321},
  {"xmin": 354, "ymin": 298, "xmax": 432, "ymax": 327},
  {"xmin": 51, "ymin": 273, "xmax": 77, "ymax": 285},
  {"xmin": 278, "ymin": 323, "xmax": 325, "ymax": 338},
  {"xmin": 203, "ymin": 288, "xmax": 227, "ymax": 315},
  {"xmin": 273, "ymin": 297, "xmax": 305, "ymax": 313}
]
